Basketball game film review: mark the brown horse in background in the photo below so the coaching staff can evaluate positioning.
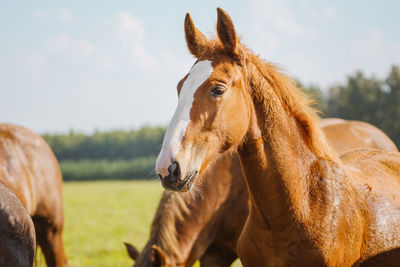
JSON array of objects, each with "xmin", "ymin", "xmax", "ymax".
[
  {"xmin": 322, "ymin": 118, "xmax": 398, "ymax": 153},
  {"xmin": 0, "ymin": 182, "xmax": 36, "ymax": 267},
  {"xmin": 0, "ymin": 124, "xmax": 67, "ymax": 267},
  {"xmin": 156, "ymin": 8, "xmax": 400, "ymax": 266},
  {"xmin": 126, "ymin": 119, "xmax": 397, "ymax": 267}
]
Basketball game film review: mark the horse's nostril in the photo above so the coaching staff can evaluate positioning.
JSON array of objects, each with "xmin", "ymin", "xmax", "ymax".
[
  {"xmin": 157, "ymin": 174, "xmax": 162, "ymax": 180},
  {"xmin": 167, "ymin": 161, "xmax": 180, "ymax": 182}
]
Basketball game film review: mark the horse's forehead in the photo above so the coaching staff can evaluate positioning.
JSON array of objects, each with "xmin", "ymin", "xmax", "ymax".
[
  {"xmin": 177, "ymin": 58, "xmax": 238, "ymax": 95},
  {"xmin": 212, "ymin": 61, "xmax": 237, "ymax": 75}
]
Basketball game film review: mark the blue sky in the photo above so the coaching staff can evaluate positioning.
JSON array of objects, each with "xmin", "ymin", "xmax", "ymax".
[{"xmin": 1, "ymin": 1, "xmax": 399, "ymax": 133}]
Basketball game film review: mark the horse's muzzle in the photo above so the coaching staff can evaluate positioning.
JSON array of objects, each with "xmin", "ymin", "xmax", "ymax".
[{"xmin": 157, "ymin": 162, "xmax": 198, "ymax": 192}]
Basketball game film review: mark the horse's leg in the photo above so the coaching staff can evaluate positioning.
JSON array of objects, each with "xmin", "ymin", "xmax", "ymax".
[
  {"xmin": 199, "ymin": 244, "xmax": 237, "ymax": 267},
  {"xmin": 33, "ymin": 215, "xmax": 67, "ymax": 267}
]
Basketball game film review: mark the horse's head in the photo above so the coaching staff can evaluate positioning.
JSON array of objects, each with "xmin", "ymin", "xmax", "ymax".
[
  {"xmin": 124, "ymin": 243, "xmax": 177, "ymax": 267},
  {"xmin": 156, "ymin": 8, "xmax": 251, "ymax": 192}
]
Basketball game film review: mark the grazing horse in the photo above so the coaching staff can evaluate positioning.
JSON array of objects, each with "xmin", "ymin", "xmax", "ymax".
[
  {"xmin": 126, "ymin": 153, "xmax": 248, "ymax": 267},
  {"xmin": 0, "ymin": 124, "xmax": 67, "ymax": 267},
  {"xmin": 0, "ymin": 182, "xmax": 36, "ymax": 267},
  {"xmin": 155, "ymin": 8, "xmax": 400, "ymax": 266}
]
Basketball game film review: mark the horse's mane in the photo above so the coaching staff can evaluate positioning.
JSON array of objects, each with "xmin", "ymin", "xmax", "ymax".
[
  {"xmin": 245, "ymin": 51, "xmax": 338, "ymax": 161},
  {"xmin": 203, "ymin": 39, "xmax": 338, "ymax": 161},
  {"xmin": 147, "ymin": 190, "xmax": 191, "ymax": 259}
]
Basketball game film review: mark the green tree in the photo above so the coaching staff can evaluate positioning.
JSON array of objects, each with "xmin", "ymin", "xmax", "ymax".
[{"xmin": 383, "ymin": 66, "xmax": 400, "ymax": 146}]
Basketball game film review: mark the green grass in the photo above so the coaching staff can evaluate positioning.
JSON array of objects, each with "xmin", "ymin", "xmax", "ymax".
[{"xmin": 36, "ymin": 180, "xmax": 241, "ymax": 266}]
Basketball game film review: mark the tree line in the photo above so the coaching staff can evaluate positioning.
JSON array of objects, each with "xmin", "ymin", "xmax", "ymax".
[
  {"xmin": 43, "ymin": 126, "xmax": 165, "ymax": 161},
  {"xmin": 43, "ymin": 65, "xmax": 400, "ymax": 181},
  {"xmin": 43, "ymin": 126, "xmax": 165, "ymax": 181}
]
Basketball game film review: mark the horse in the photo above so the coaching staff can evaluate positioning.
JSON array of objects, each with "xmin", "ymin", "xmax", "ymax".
[
  {"xmin": 125, "ymin": 117, "xmax": 397, "ymax": 267},
  {"xmin": 155, "ymin": 8, "xmax": 400, "ymax": 266},
  {"xmin": 321, "ymin": 119, "xmax": 398, "ymax": 153},
  {"xmin": 0, "ymin": 124, "xmax": 67, "ymax": 267},
  {"xmin": 126, "ymin": 118, "xmax": 397, "ymax": 267},
  {"xmin": 0, "ymin": 182, "xmax": 36, "ymax": 267}
]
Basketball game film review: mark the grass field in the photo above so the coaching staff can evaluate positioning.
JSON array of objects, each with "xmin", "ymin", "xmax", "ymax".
[{"xmin": 36, "ymin": 180, "xmax": 241, "ymax": 266}]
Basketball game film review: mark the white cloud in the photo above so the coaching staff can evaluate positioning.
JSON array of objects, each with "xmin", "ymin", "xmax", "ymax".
[
  {"xmin": 30, "ymin": 11, "xmax": 159, "ymax": 73},
  {"xmin": 32, "ymin": 9, "xmax": 45, "ymax": 19},
  {"xmin": 97, "ymin": 53, "xmax": 116, "ymax": 70},
  {"xmin": 77, "ymin": 39, "xmax": 96, "ymax": 58},
  {"xmin": 323, "ymin": 6, "xmax": 337, "ymax": 19},
  {"xmin": 32, "ymin": 8, "xmax": 75, "ymax": 22},
  {"xmin": 131, "ymin": 42, "xmax": 157, "ymax": 70},
  {"xmin": 275, "ymin": 16, "xmax": 304, "ymax": 37},
  {"xmin": 76, "ymin": 39, "xmax": 116, "ymax": 69},
  {"xmin": 369, "ymin": 28, "xmax": 384, "ymax": 41},
  {"xmin": 310, "ymin": 5, "xmax": 338, "ymax": 20},
  {"xmin": 113, "ymin": 12, "xmax": 158, "ymax": 71},
  {"xmin": 249, "ymin": 0, "xmax": 305, "ymax": 37},
  {"xmin": 26, "ymin": 33, "xmax": 117, "ymax": 77},
  {"xmin": 115, "ymin": 12, "xmax": 145, "ymax": 40},
  {"xmin": 46, "ymin": 34, "xmax": 70, "ymax": 54},
  {"xmin": 56, "ymin": 8, "xmax": 74, "ymax": 22}
]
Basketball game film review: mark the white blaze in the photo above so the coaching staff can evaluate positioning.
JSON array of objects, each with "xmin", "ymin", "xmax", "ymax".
[{"xmin": 156, "ymin": 60, "xmax": 213, "ymax": 177}]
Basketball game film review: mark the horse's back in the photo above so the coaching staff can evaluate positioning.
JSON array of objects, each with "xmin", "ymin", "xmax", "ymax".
[
  {"xmin": 323, "ymin": 119, "xmax": 398, "ymax": 154},
  {"xmin": 342, "ymin": 149, "xmax": 400, "ymax": 190},
  {"xmin": 0, "ymin": 182, "xmax": 36, "ymax": 267},
  {"xmin": 320, "ymin": 118, "xmax": 346, "ymax": 127},
  {"xmin": 342, "ymin": 149, "xmax": 400, "ymax": 261},
  {"xmin": 0, "ymin": 123, "xmax": 63, "ymax": 216}
]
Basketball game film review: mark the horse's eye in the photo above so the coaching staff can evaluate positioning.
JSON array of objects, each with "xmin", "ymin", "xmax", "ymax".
[{"xmin": 210, "ymin": 86, "xmax": 226, "ymax": 97}]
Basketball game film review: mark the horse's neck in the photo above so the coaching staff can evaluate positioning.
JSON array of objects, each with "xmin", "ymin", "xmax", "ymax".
[{"xmin": 238, "ymin": 90, "xmax": 319, "ymax": 231}]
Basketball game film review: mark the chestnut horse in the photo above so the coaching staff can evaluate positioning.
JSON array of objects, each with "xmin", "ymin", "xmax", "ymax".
[
  {"xmin": 0, "ymin": 182, "xmax": 36, "ymax": 267},
  {"xmin": 0, "ymin": 124, "xmax": 67, "ymax": 267},
  {"xmin": 126, "ymin": 119, "xmax": 397, "ymax": 267},
  {"xmin": 321, "ymin": 119, "xmax": 398, "ymax": 153},
  {"xmin": 155, "ymin": 8, "xmax": 400, "ymax": 266}
]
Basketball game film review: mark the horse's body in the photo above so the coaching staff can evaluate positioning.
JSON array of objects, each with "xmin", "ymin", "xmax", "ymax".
[
  {"xmin": 127, "ymin": 118, "xmax": 397, "ymax": 266},
  {"xmin": 155, "ymin": 8, "xmax": 400, "ymax": 266},
  {"xmin": 322, "ymin": 119, "xmax": 398, "ymax": 153},
  {"xmin": 0, "ymin": 182, "xmax": 36, "ymax": 267},
  {"xmin": 0, "ymin": 124, "xmax": 67, "ymax": 267}
]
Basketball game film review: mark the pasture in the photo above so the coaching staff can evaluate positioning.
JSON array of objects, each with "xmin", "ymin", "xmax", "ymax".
[{"xmin": 36, "ymin": 180, "xmax": 241, "ymax": 266}]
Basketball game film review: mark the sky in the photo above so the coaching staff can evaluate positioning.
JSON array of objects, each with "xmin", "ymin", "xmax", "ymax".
[{"xmin": 1, "ymin": 0, "xmax": 399, "ymax": 134}]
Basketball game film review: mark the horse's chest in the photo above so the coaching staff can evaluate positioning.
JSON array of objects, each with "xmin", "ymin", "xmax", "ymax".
[{"xmin": 237, "ymin": 213, "xmax": 327, "ymax": 266}]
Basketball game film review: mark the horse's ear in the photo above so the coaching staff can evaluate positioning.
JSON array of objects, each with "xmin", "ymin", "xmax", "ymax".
[
  {"xmin": 151, "ymin": 245, "xmax": 169, "ymax": 266},
  {"xmin": 185, "ymin": 13, "xmax": 209, "ymax": 58},
  {"xmin": 216, "ymin": 7, "xmax": 240, "ymax": 58},
  {"xmin": 124, "ymin": 242, "xmax": 139, "ymax": 261}
]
